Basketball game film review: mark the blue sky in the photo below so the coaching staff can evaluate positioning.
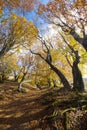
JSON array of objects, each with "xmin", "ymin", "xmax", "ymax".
[
  {"xmin": 3, "ymin": 0, "xmax": 50, "ymax": 33},
  {"xmin": 24, "ymin": 0, "xmax": 50, "ymax": 28},
  {"xmin": 13, "ymin": 0, "xmax": 50, "ymax": 31},
  {"xmin": 40, "ymin": 0, "xmax": 50, "ymax": 5}
]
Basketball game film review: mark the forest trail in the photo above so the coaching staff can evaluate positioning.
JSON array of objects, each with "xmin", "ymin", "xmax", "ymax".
[
  {"xmin": 0, "ymin": 81, "xmax": 52, "ymax": 130},
  {"xmin": 0, "ymin": 81, "xmax": 87, "ymax": 130}
]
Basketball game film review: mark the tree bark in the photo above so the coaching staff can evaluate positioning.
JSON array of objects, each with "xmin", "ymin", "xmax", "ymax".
[
  {"xmin": 63, "ymin": 35, "xmax": 85, "ymax": 92},
  {"xmin": 72, "ymin": 61, "xmax": 84, "ymax": 91},
  {"xmin": 18, "ymin": 73, "xmax": 26, "ymax": 92},
  {"xmin": 70, "ymin": 30, "xmax": 87, "ymax": 51},
  {"xmin": 30, "ymin": 45, "xmax": 71, "ymax": 90},
  {"xmin": 46, "ymin": 60, "xmax": 71, "ymax": 89}
]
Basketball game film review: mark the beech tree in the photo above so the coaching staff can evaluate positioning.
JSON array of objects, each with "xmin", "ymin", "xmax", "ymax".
[
  {"xmin": 0, "ymin": 58, "xmax": 9, "ymax": 82},
  {"xmin": 0, "ymin": 12, "xmax": 38, "ymax": 57},
  {"xmin": 0, "ymin": 0, "xmax": 38, "ymax": 58},
  {"xmin": 37, "ymin": 0, "xmax": 87, "ymax": 91},
  {"xmin": 38, "ymin": 0, "xmax": 87, "ymax": 51},
  {"xmin": 60, "ymin": 34, "xmax": 84, "ymax": 91},
  {"xmin": 0, "ymin": 55, "xmax": 14, "ymax": 82},
  {"xmin": 33, "ymin": 55, "xmax": 53, "ymax": 89},
  {"xmin": 30, "ymin": 36, "xmax": 71, "ymax": 89},
  {"xmin": 17, "ymin": 54, "xmax": 34, "ymax": 92}
]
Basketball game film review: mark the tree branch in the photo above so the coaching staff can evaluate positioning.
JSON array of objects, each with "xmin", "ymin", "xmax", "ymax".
[{"xmin": 29, "ymin": 49, "xmax": 45, "ymax": 60}]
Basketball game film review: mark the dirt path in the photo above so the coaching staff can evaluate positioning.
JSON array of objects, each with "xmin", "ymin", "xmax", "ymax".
[
  {"xmin": 0, "ymin": 81, "xmax": 50, "ymax": 130},
  {"xmin": 1, "ymin": 82, "xmax": 87, "ymax": 130}
]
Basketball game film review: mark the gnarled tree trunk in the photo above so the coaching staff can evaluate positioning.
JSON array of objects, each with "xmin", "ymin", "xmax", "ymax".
[
  {"xmin": 46, "ymin": 60, "xmax": 71, "ymax": 89},
  {"xmin": 72, "ymin": 61, "xmax": 84, "ymax": 91}
]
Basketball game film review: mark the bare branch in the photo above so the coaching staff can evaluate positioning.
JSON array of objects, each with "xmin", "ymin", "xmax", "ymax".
[{"xmin": 29, "ymin": 49, "xmax": 45, "ymax": 60}]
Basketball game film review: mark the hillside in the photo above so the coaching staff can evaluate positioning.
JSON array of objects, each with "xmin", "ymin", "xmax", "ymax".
[{"xmin": 0, "ymin": 81, "xmax": 87, "ymax": 130}]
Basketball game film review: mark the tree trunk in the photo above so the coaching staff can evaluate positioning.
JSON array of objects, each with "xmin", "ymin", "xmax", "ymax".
[
  {"xmin": 71, "ymin": 51, "xmax": 84, "ymax": 91},
  {"xmin": 30, "ymin": 49, "xmax": 71, "ymax": 89},
  {"xmin": 18, "ymin": 81, "xmax": 23, "ymax": 92},
  {"xmin": 46, "ymin": 61, "xmax": 71, "ymax": 89},
  {"xmin": 0, "ymin": 73, "xmax": 6, "ymax": 82},
  {"xmin": 70, "ymin": 30, "xmax": 87, "ymax": 51},
  {"xmin": 72, "ymin": 62, "xmax": 84, "ymax": 91},
  {"xmin": 18, "ymin": 73, "xmax": 26, "ymax": 92}
]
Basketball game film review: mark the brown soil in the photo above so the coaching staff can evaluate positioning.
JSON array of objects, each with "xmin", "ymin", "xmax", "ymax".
[
  {"xmin": 0, "ymin": 81, "xmax": 51, "ymax": 130},
  {"xmin": 0, "ymin": 81, "xmax": 87, "ymax": 130}
]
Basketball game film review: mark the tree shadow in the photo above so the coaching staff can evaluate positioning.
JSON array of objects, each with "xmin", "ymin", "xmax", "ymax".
[{"xmin": 0, "ymin": 88, "xmax": 51, "ymax": 130}]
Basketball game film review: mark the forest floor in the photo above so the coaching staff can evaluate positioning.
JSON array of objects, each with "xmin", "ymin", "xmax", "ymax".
[{"xmin": 0, "ymin": 81, "xmax": 87, "ymax": 130}]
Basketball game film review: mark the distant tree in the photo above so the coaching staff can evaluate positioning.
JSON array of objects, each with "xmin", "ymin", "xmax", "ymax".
[
  {"xmin": 0, "ymin": 56, "xmax": 12, "ymax": 82},
  {"xmin": 33, "ymin": 55, "xmax": 52, "ymax": 89},
  {"xmin": 17, "ymin": 54, "xmax": 34, "ymax": 92}
]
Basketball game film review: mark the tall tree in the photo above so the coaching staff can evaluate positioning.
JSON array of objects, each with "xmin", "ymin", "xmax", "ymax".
[
  {"xmin": 0, "ymin": 12, "xmax": 38, "ymax": 57},
  {"xmin": 61, "ymin": 34, "xmax": 84, "ymax": 91},
  {"xmin": 38, "ymin": 0, "xmax": 87, "ymax": 51},
  {"xmin": 30, "ymin": 36, "xmax": 71, "ymax": 89}
]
